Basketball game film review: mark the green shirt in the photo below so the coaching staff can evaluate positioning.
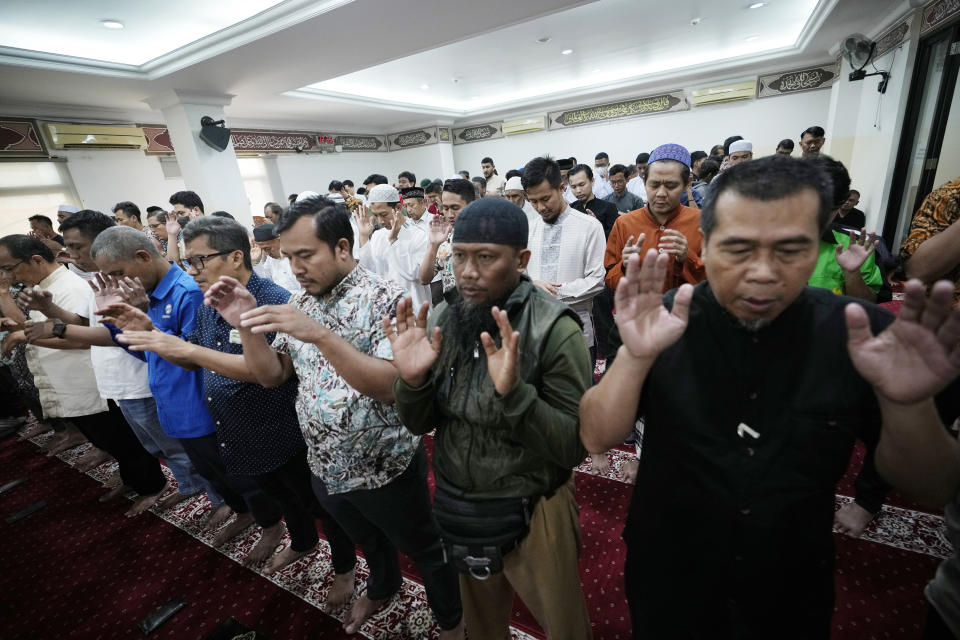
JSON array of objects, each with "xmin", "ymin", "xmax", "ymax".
[{"xmin": 808, "ymin": 229, "xmax": 883, "ymax": 295}]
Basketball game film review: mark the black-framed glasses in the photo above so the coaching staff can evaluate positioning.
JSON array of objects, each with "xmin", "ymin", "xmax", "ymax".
[
  {"xmin": 0, "ymin": 260, "xmax": 24, "ymax": 273},
  {"xmin": 180, "ymin": 251, "xmax": 231, "ymax": 271}
]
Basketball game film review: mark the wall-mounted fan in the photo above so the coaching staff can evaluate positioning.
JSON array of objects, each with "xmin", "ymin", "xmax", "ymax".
[{"xmin": 842, "ymin": 33, "xmax": 890, "ymax": 93}]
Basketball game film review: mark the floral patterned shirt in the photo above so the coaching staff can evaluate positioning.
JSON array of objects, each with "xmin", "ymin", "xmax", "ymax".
[
  {"xmin": 272, "ymin": 265, "xmax": 419, "ymax": 494},
  {"xmin": 899, "ymin": 177, "xmax": 960, "ymax": 304}
]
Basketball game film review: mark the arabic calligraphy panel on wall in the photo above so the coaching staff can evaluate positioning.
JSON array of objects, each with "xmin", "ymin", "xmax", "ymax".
[
  {"xmin": 334, "ymin": 134, "xmax": 387, "ymax": 152},
  {"xmin": 874, "ymin": 20, "xmax": 911, "ymax": 58},
  {"xmin": 547, "ymin": 92, "xmax": 688, "ymax": 130},
  {"xmin": 387, "ymin": 127, "xmax": 438, "ymax": 151},
  {"xmin": 452, "ymin": 122, "xmax": 504, "ymax": 145},
  {"xmin": 921, "ymin": 0, "xmax": 960, "ymax": 34},
  {"xmin": 757, "ymin": 62, "xmax": 839, "ymax": 99},
  {"xmin": 0, "ymin": 119, "xmax": 46, "ymax": 156}
]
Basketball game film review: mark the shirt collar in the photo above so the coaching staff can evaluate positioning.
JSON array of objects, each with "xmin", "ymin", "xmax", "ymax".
[
  {"xmin": 322, "ymin": 263, "xmax": 364, "ymax": 303},
  {"xmin": 150, "ymin": 263, "xmax": 183, "ymax": 302},
  {"xmin": 38, "ymin": 265, "xmax": 68, "ymax": 289},
  {"xmin": 701, "ymin": 281, "xmax": 806, "ymax": 337}
]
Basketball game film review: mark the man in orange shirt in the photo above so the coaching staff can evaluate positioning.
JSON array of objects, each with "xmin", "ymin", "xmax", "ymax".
[{"xmin": 604, "ymin": 143, "xmax": 705, "ymax": 293}]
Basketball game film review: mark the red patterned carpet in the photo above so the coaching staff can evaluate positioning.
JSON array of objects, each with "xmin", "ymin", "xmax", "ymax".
[{"xmin": 0, "ymin": 430, "xmax": 950, "ymax": 640}]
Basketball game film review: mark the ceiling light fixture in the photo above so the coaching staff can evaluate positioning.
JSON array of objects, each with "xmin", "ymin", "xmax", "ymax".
[
  {"xmin": 420, "ymin": 84, "xmax": 429, "ymax": 90},
  {"xmin": 744, "ymin": 35, "xmax": 760, "ymax": 42},
  {"xmin": 561, "ymin": 49, "xmax": 573, "ymax": 55},
  {"xmin": 748, "ymin": 2, "xmax": 767, "ymax": 8},
  {"xmin": 101, "ymin": 19, "xmax": 124, "ymax": 29}
]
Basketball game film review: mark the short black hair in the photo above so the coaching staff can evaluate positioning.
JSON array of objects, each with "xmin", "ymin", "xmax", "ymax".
[
  {"xmin": 328, "ymin": 180, "xmax": 343, "ymax": 192},
  {"xmin": 112, "ymin": 201, "xmax": 142, "ymax": 221},
  {"xmin": 398, "ymin": 171, "xmax": 416, "ymax": 184},
  {"xmin": 609, "ymin": 164, "xmax": 628, "ymax": 179},
  {"xmin": 595, "ymin": 152, "xmax": 609, "ymax": 161},
  {"xmin": 697, "ymin": 158, "xmax": 721, "ymax": 182},
  {"xmin": 700, "ymin": 155, "xmax": 833, "ymax": 242},
  {"xmin": 458, "ymin": 170, "xmax": 470, "ymax": 179},
  {"xmin": 342, "ymin": 179, "xmax": 354, "ymax": 188},
  {"xmin": 806, "ymin": 155, "xmax": 851, "ymax": 208},
  {"xmin": 849, "ymin": 188, "xmax": 861, "ymax": 197},
  {"xmin": 182, "ymin": 216, "xmax": 251, "ymax": 269},
  {"xmin": 801, "ymin": 126, "xmax": 825, "ymax": 139},
  {"xmin": 276, "ymin": 196, "xmax": 354, "ymax": 254},
  {"xmin": 635, "ymin": 153, "xmax": 650, "ymax": 165},
  {"xmin": 264, "ymin": 202, "xmax": 284, "ymax": 217},
  {"xmin": 356, "ymin": 187, "xmax": 367, "ymax": 196},
  {"xmin": 145, "ymin": 206, "xmax": 165, "ymax": 215},
  {"xmin": 471, "ymin": 176, "xmax": 487, "ymax": 187},
  {"xmin": 425, "ymin": 182, "xmax": 443, "ymax": 195},
  {"xmin": 442, "ymin": 178, "xmax": 476, "ymax": 205},
  {"xmin": 59, "ymin": 209, "xmax": 116, "ymax": 241},
  {"xmin": 569, "ymin": 163, "xmax": 594, "ymax": 181},
  {"xmin": 28, "ymin": 214, "xmax": 54, "ymax": 227},
  {"xmin": 504, "ymin": 169, "xmax": 522, "ymax": 180},
  {"xmin": 777, "ymin": 139, "xmax": 795, "ymax": 151},
  {"xmin": 210, "ymin": 211, "xmax": 235, "ymax": 220},
  {"xmin": 521, "ymin": 156, "xmax": 562, "ymax": 191},
  {"xmin": 288, "ymin": 193, "xmax": 298, "ymax": 205},
  {"xmin": 481, "ymin": 157, "xmax": 494, "ymax": 165},
  {"xmin": 363, "ymin": 174, "xmax": 388, "ymax": 187},
  {"xmin": 0, "ymin": 234, "xmax": 55, "ymax": 262},
  {"xmin": 169, "ymin": 190, "xmax": 204, "ymax": 213},
  {"xmin": 690, "ymin": 150, "xmax": 708, "ymax": 166},
  {"xmin": 722, "ymin": 135, "xmax": 743, "ymax": 156},
  {"xmin": 709, "ymin": 144, "xmax": 724, "ymax": 157}
]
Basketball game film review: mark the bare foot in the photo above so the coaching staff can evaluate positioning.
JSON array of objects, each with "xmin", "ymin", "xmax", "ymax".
[
  {"xmin": 835, "ymin": 502, "xmax": 877, "ymax": 538},
  {"xmin": 619, "ymin": 459, "xmax": 639, "ymax": 485},
  {"xmin": 263, "ymin": 543, "xmax": 315, "ymax": 575},
  {"xmin": 211, "ymin": 512, "xmax": 255, "ymax": 547},
  {"xmin": 438, "ymin": 620, "xmax": 466, "ymax": 640},
  {"xmin": 75, "ymin": 448, "xmax": 111, "ymax": 472},
  {"xmin": 588, "ymin": 453, "xmax": 611, "ymax": 476},
  {"xmin": 326, "ymin": 569, "xmax": 356, "ymax": 608},
  {"xmin": 204, "ymin": 504, "xmax": 233, "ymax": 532},
  {"xmin": 102, "ymin": 470, "xmax": 122, "ymax": 489},
  {"xmin": 125, "ymin": 483, "xmax": 169, "ymax": 517},
  {"xmin": 245, "ymin": 522, "xmax": 286, "ymax": 565},
  {"xmin": 343, "ymin": 592, "xmax": 389, "ymax": 634},
  {"xmin": 99, "ymin": 484, "xmax": 131, "ymax": 503},
  {"xmin": 157, "ymin": 491, "xmax": 190, "ymax": 510}
]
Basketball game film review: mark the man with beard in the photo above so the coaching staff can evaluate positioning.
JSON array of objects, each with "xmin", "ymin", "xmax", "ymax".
[
  {"xmin": 203, "ymin": 197, "xmax": 463, "ymax": 638},
  {"xmin": 389, "ymin": 198, "xmax": 593, "ymax": 639},
  {"xmin": 480, "ymin": 157, "xmax": 505, "ymax": 195}
]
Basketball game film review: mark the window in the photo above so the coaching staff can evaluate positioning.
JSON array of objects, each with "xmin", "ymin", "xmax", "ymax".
[
  {"xmin": 0, "ymin": 161, "xmax": 81, "ymax": 236},
  {"xmin": 238, "ymin": 157, "xmax": 271, "ymax": 223}
]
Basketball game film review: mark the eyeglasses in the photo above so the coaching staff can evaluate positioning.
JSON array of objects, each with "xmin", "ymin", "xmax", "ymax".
[
  {"xmin": 180, "ymin": 251, "xmax": 231, "ymax": 271},
  {"xmin": 0, "ymin": 260, "xmax": 24, "ymax": 273}
]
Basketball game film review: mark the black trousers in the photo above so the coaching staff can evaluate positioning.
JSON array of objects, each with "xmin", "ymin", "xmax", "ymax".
[
  {"xmin": 252, "ymin": 448, "xmax": 357, "ymax": 568},
  {"xmin": 70, "ymin": 400, "xmax": 166, "ymax": 497},
  {"xmin": 592, "ymin": 288, "xmax": 617, "ymax": 360},
  {"xmin": 311, "ymin": 444, "xmax": 462, "ymax": 630},
  {"xmin": 923, "ymin": 600, "xmax": 959, "ymax": 639},
  {"xmin": 178, "ymin": 432, "xmax": 282, "ymax": 528},
  {"xmin": 853, "ymin": 445, "xmax": 891, "ymax": 515}
]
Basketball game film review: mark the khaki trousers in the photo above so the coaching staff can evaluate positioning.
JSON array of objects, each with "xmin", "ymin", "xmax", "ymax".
[{"xmin": 459, "ymin": 477, "xmax": 593, "ymax": 640}]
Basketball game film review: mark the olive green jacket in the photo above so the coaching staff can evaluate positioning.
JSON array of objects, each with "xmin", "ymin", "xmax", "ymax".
[{"xmin": 394, "ymin": 278, "xmax": 590, "ymax": 499}]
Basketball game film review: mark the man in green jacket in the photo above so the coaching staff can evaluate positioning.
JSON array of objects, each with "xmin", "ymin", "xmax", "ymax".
[{"xmin": 388, "ymin": 198, "xmax": 593, "ymax": 640}]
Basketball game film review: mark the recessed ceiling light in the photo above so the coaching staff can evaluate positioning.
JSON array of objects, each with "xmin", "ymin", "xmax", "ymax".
[
  {"xmin": 561, "ymin": 49, "xmax": 573, "ymax": 55},
  {"xmin": 420, "ymin": 84, "xmax": 429, "ymax": 90},
  {"xmin": 101, "ymin": 19, "xmax": 124, "ymax": 29},
  {"xmin": 536, "ymin": 36, "xmax": 551, "ymax": 43},
  {"xmin": 744, "ymin": 35, "xmax": 760, "ymax": 41},
  {"xmin": 748, "ymin": 2, "xmax": 767, "ymax": 8}
]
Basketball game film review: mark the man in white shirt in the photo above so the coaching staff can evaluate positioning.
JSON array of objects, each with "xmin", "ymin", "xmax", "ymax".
[
  {"xmin": 593, "ymin": 152, "xmax": 614, "ymax": 199},
  {"xmin": 399, "ymin": 186, "xmax": 432, "ymax": 235},
  {"xmin": 626, "ymin": 152, "xmax": 650, "ymax": 202},
  {"xmin": 357, "ymin": 184, "xmax": 431, "ymax": 308},
  {"xmin": 0, "ymin": 234, "xmax": 168, "ymax": 506},
  {"xmin": 480, "ymin": 156, "xmax": 506, "ymax": 195},
  {"xmin": 252, "ymin": 224, "xmax": 301, "ymax": 293},
  {"xmin": 521, "ymin": 157, "xmax": 606, "ymax": 358}
]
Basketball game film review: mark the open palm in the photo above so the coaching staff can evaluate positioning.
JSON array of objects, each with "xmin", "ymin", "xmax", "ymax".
[
  {"xmin": 90, "ymin": 273, "xmax": 124, "ymax": 310},
  {"xmin": 847, "ymin": 280, "xmax": 960, "ymax": 404},
  {"xmin": 429, "ymin": 218, "xmax": 452, "ymax": 245},
  {"xmin": 384, "ymin": 297, "xmax": 442, "ymax": 387},
  {"xmin": 205, "ymin": 276, "xmax": 257, "ymax": 327},
  {"xmin": 836, "ymin": 230, "xmax": 877, "ymax": 272},
  {"xmin": 615, "ymin": 250, "xmax": 692, "ymax": 360}
]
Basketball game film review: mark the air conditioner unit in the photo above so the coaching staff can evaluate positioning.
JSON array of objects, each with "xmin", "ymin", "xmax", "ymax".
[
  {"xmin": 44, "ymin": 122, "xmax": 148, "ymax": 150},
  {"xmin": 689, "ymin": 80, "xmax": 757, "ymax": 106},
  {"xmin": 502, "ymin": 116, "xmax": 546, "ymax": 136}
]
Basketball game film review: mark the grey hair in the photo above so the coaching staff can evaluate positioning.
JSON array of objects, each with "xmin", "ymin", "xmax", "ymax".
[
  {"xmin": 182, "ymin": 216, "xmax": 251, "ymax": 270},
  {"xmin": 90, "ymin": 225, "xmax": 161, "ymax": 262}
]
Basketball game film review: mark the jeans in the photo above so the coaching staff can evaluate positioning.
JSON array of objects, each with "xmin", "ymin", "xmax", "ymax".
[{"xmin": 116, "ymin": 397, "xmax": 222, "ymax": 506}]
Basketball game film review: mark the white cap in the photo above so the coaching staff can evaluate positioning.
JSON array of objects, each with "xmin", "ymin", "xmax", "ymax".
[
  {"xmin": 58, "ymin": 204, "xmax": 79, "ymax": 213},
  {"xmin": 729, "ymin": 140, "xmax": 753, "ymax": 153},
  {"xmin": 295, "ymin": 190, "xmax": 320, "ymax": 202},
  {"xmin": 505, "ymin": 176, "xmax": 524, "ymax": 192},
  {"xmin": 367, "ymin": 184, "xmax": 400, "ymax": 203}
]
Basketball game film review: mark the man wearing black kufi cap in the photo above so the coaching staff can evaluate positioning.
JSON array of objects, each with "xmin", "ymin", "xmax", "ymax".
[{"xmin": 388, "ymin": 198, "xmax": 594, "ymax": 639}]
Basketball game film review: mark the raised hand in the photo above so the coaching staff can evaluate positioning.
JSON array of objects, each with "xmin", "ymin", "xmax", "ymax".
[
  {"xmin": 165, "ymin": 216, "xmax": 182, "ymax": 238},
  {"xmin": 89, "ymin": 273, "xmax": 124, "ymax": 310},
  {"xmin": 836, "ymin": 228, "xmax": 878, "ymax": 273},
  {"xmin": 204, "ymin": 275, "xmax": 257, "ymax": 328},
  {"xmin": 354, "ymin": 205, "xmax": 374, "ymax": 243},
  {"xmin": 621, "ymin": 234, "xmax": 646, "ymax": 263},
  {"xmin": 614, "ymin": 249, "xmax": 693, "ymax": 360},
  {"xmin": 429, "ymin": 217, "xmax": 453, "ymax": 245},
  {"xmin": 846, "ymin": 279, "xmax": 960, "ymax": 404},
  {"xmin": 239, "ymin": 304, "xmax": 324, "ymax": 343},
  {"xmin": 16, "ymin": 287, "xmax": 54, "ymax": 315},
  {"xmin": 383, "ymin": 297, "xmax": 442, "ymax": 387},
  {"xmin": 480, "ymin": 306, "xmax": 519, "ymax": 396},
  {"xmin": 118, "ymin": 276, "xmax": 149, "ymax": 312},
  {"xmin": 116, "ymin": 329, "xmax": 191, "ymax": 360},
  {"xmin": 658, "ymin": 229, "xmax": 689, "ymax": 263},
  {"xmin": 97, "ymin": 302, "xmax": 154, "ymax": 332}
]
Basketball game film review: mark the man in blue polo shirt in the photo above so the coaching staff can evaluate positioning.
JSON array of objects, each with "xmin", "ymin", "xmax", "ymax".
[{"xmin": 89, "ymin": 226, "xmax": 282, "ymax": 551}]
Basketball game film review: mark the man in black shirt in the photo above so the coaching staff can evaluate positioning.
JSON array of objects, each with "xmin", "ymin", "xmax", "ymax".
[
  {"xmin": 568, "ymin": 163, "xmax": 619, "ymax": 239},
  {"xmin": 833, "ymin": 188, "xmax": 867, "ymax": 230},
  {"xmin": 580, "ymin": 155, "xmax": 960, "ymax": 638}
]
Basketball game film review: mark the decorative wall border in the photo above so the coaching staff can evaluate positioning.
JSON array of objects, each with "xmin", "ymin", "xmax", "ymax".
[
  {"xmin": 757, "ymin": 61, "xmax": 840, "ymax": 98},
  {"xmin": 231, "ymin": 129, "xmax": 322, "ymax": 153},
  {"xmin": 921, "ymin": 0, "xmax": 960, "ymax": 34},
  {"xmin": 333, "ymin": 133, "xmax": 387, "ymax": 152},
  {"xmin": 874, "ymin": 19, "xmax": 911, "ymax": 58},
  {"xmin": 0, "ymin": 118, "xmax": 46, "ymax": 156},
  {"xmin": 547, "ymin": 91, "xmax": 688, "ymax": 130},
  {"xmin": 452, "ymin": 122, "xmax": 503, "ymax": 145},
  {"xmin": 387, "ymin": 127, "xmax": 438, "ymax": 151}
]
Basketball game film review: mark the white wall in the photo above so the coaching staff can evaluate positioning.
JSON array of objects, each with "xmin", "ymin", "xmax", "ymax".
[
  {"xmin": 60, "ymin": 149, "xmax": 185, "ymax": 214},
  {"xmin": 451, "ymin": 90, "xmax": 832, "ymax": 174}
]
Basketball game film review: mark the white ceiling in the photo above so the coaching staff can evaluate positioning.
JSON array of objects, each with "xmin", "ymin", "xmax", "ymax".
[{"xmin": 0, "ymin": 0, "xmax": 909, "ymax": 133}]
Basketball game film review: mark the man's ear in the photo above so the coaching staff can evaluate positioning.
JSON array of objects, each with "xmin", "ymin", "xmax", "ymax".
[{"xmin": 517, "ymin": 248, "xmax": 531, "ymax": 271}]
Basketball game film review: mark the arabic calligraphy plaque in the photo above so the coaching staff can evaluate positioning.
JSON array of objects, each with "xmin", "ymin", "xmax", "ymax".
[
  {"xmin": 758, "ymin": 62, "xmax": 839, "ymax": 98},
  {"xmin": 547, "ymin": 92, "xmax": 687, "ymax": 130}
]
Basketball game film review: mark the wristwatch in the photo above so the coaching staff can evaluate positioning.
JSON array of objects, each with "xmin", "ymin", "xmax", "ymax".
[{"xmin": 51, "ymin": 320, "xmax": 68, "ymax": 339}]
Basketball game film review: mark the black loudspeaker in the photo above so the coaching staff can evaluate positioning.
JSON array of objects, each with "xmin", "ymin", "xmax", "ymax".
[{"xmin": 199, "ymin": 116, "xmax": 231, "ymax": 152}]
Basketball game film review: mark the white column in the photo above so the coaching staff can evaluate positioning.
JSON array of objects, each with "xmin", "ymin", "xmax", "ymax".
[{"xmin": 144, "ymin": 90, "xmax": 252, "ymax": 226}]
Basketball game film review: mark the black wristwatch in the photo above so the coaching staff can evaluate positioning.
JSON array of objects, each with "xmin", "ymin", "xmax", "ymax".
[{"xmin": 51, "ymin": 320, "xmax": 68, "ymax": 339}]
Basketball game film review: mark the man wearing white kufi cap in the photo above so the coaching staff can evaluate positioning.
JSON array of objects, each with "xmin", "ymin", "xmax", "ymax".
[
  {"xmin": 503, "ymin": 176, "xmax": 539, "ymax": 223},
  {"xmin": 727, "ymin": 139, "xmax": 754, "ymax": 167}
]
